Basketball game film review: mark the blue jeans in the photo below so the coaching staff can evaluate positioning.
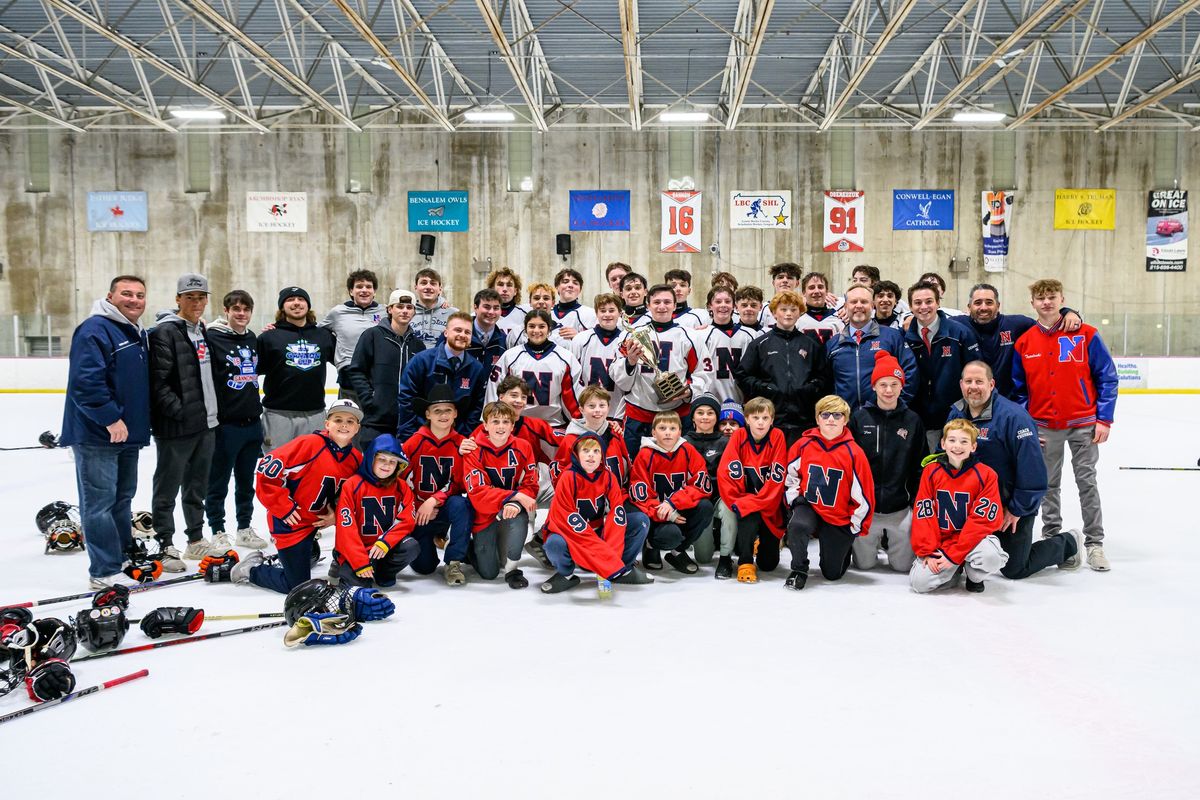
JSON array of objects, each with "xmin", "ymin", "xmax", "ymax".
[
  {"xmin": 205, "ymin": 420, "xmax": 263, "ymax": 534},
  {"xmin": 410, "ymin": 495, "xmax": 472, "ymax": 566},
  {"xmin": 249, "ymin": 534, "xmax": 314, "ymax": 594},
  {"xmin": 544, "ymin": 506, "xmax": 650, "ymax": 579},
  {"xmin": 72, "ymin": 444, "xmax": 141, "ymax": 579}
]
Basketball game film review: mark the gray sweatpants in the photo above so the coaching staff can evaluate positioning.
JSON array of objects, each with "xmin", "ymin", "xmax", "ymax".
[
  {"xmin": 474, "ymin": 511, "xmax": 529, "ymax": 580},
  {"xmin": 1040, "ymin": 426, "xmax": 1105, "ymax": 546},
  {"xmin": 715, "ymin": 500, "xmax": 738, "ymax": 558},
  {"xmin": 852, "ymin": 508, "xmax": 914, "ymax": 572},
  {"xmin": 152, "ymin": 429, "xmax": 216, "ymax": 545},
  {"xmin": 262, "ymin": 408, "xmax": 326, "ymax": 453},
  {"xmin": 909, "ymin": 535, "xmax": 1008, "ymax": 593}
]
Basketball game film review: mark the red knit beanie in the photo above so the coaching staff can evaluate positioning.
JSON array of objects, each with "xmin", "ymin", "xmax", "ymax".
[{"xmin": 870, "ymin": 349, "xmax": 905, "ymax": 386}]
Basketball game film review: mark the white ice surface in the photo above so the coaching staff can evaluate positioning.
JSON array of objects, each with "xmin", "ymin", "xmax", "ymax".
[{"xmin": 1, "ymin": 394, "xmax": 1198, "ymax": 800}]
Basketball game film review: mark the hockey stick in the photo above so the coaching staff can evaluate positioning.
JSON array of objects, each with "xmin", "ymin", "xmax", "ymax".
[
  {"xmin": 128, "ymin": 611, "xmax": 283, "ymax": 625},
  {"xmin": 0, "ymin": 445, "xmax": 49, "ymax": 451},
  {"xmin": 0, "ymin": 669, "xmax": 149, "ymax": 727},
  {"xmin": 1118, "ymin": 466, "xmax": 1200, "ymax": 472},
  {"xmin": 72, "ymin": 620, "xmax": 286, "ymax": 662},
  {"xmin": 1, "ymin": 573, "xmax": 203, "ymax": 611}
]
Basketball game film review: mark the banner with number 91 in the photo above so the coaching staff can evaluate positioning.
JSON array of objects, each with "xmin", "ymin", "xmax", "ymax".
[
  {"xmin": 823, "ymin": 190, "xmax": 865, "ymax": 253},
  {"xmin": 661, "ymin": 190, "xmax": 702, "ymax": 253}
]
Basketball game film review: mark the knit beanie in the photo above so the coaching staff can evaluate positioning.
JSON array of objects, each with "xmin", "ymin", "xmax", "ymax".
[
  {"xmin": 278, "ymin": 286, "xmax": 312, "ymax": 310},
  {"xmin": 691, "ymin": 395, "xmax": 721, "ymax": 420},
  {"xmin": 718, "ymin": 398, "xmax": 745, "ymax": 427},
  {"xmin": 870, "ymin": 349, "xmax": 906, "ymax": 386}
]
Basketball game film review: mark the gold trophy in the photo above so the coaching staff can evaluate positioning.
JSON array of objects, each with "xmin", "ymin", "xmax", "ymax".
[{"xmin": 621, "ymin": 320, "xmax": 688, "ymax": 404}]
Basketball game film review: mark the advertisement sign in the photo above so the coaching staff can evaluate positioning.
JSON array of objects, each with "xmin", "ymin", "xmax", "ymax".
[
  {"xmin": 569, "ymin": 190, "xmax": 631, "ymax": 231},
  {"xmin": 981, "ymin": 190, "xmax": 1014, "ymax": 273},
  {"xmin": 247, "ymin": 192, "xmax": 307, "ymax": 232},
  {"xmin": 1115, "ymin": 359, "xmax": 1147, "ymax": 389},
  {"xmin": 1054, "ymin": 188, "xmax": 1116, "ymax": 230},
  {"xmin": 823, "ymin": 191, "xmax": 865, "ymax": 252},
  {"xmin": 892, "ymin": 190, "xmax": 955, "ymax": 230},
  {"xmin": 661, "ymin": 190, "xmax": 702, "ymax": 253},
  {"xmin": 1146, "ymin": 190, "xmax": 1187, "ymax": 272},
  {"xmin": 407, "ymin": 190, "xmax": 469, "ymax": 232},
  {"xmin": 87, "ymin": 191, "xmax": 148, "ymax": 232},
  {"xmin": 730, "ymin": 191, "xmax": 791, "ymax": 229}
]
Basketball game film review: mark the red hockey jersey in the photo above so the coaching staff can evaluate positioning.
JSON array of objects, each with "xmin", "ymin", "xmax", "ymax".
[
  {"xmin": 335, "ymin": 475, "xmax": 418, "ymax": 575},
  {"xmin": 783, "ymin": 428, "xmax": 874, "ymax": 536},
  {"xmin": 472, "ymin": 415, "xmax": 563, "ymax": 465},
  {"xmin": 461, "ymin": 429, "xmax": 539, "ymax": 532},
  {"xmin": 255, "ymin": 432, "xmax": 362, "ymax": 549},
  {"xmin": 911, "ymin": 456, "xmax": 1002, "ymax": 564},
  {"xmin": 401, "ymin": 427, "xmax": 465, "ymax": 505},
  {"xmin": 552, "ymin": 418, "xmax": 632, "ymax": 488},
  {"xmin": 545, "ymin": 459, "xmax": 629, "ymax": 579},
  {"xmin": 717, "ymin": 427, "xmax": 788, "ymax": 538},
  {"xmin": 630, "ymin": 438, "xmax": 711, "ymax": 519}
]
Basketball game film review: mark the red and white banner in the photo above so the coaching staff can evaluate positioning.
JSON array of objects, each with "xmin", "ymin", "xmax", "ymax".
[
  {"xmin": 661, "ymin": 190, "xmax": 702, "ymax": 253},
  {"xmin": 823, "ymin": 190, "xmax": 864, "ymax": 252}
]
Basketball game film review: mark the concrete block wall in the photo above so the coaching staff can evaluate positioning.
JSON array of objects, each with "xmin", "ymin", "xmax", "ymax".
[{"xmin": 0, "ymin": 128, "xmax": 1196, "ymax": 348}]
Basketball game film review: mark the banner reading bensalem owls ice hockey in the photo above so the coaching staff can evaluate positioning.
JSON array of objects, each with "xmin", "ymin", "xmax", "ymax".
[
  {"xmin": 981, "ymin": 190, "xmax": 1014, "ymax": 273},
  {"xmin": 1146, "ymin": 190, "xmax": 1187, "ymax": 272},
  {"xmin": 246, "ymin": 191, "xmax": 307, "ymax": 232}
]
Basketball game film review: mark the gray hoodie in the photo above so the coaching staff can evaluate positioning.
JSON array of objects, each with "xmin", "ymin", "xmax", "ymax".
[
  {"xmin": 319, "ymin": 300, "xmax": 384, "ymax": 369},
  {"xmin": 410, "ymin": 294, "xmax": 459, "ymax": 350},
  {"xmin": 91, "ymin": 297, "xmax": 145, "ymax": 333}
]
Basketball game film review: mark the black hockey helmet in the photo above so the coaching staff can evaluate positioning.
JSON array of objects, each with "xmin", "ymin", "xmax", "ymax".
[
  {"xmin": 1, "ymin": 617, "xmax": 77, "ymax": 669},
  {"xmin": 284, "ymin": 579, "xmax": 351, "ymax": 627},
  {"xmin": 36, "ymin": 502, "xmax": 77, "ymax": 536},
  {"xmin": 38, "ymin": 431, "xmax": 59, "ymax": 449}
]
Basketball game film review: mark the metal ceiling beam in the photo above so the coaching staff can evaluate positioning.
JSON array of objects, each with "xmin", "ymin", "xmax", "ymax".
[
  {"xmin": 618, "ymin": 0, "xmax": 643, "ymax": 130},
  {"xmin": 1009, "ymin": 0, "xmax": 1200, "ymax": 127},
  {"xmin": 281, "ymin": 0, "xmax": 408, "ymax": 104},
  {"xmin": 912, "ymin": 0, "xmax": 1066, "ymax": 130},
  {"xmin": 330, "ymin": 0, "xmax": 455, "ymax": 132},
  {"xmin": 0, "ymin": 93, "xmax": 86, "ymax": 132},
  {"xmin": 1100, "ymin": 61, "xmax": 1200, "ymax": 129},
  {"xmin": 475, "ymin": 0, "xmax": 550, "ymax": 131},
  {"xmin": 40, "ymin": 0, "xmax": 268, "ymax": 132},
  {"xmin": 722, "ymin": 0, "xmax": 775, "ymax": 130},
  {"xmin": 802, "ymin": 0, "xmax": 867, "ymax": 106},
  {"xmin": 884, "ymin": 0, "xmax": 979, "ymax": 105},
  {"xmin": 820, "ymin": 0, "xmax": 919, "ymax": 130}
]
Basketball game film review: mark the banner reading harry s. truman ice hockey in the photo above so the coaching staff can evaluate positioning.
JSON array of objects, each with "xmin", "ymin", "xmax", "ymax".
[
  {"xmin": 981, "ymin": 190, "xmax": 1014, "ymax": 273},
  {"xmin": 247, "ymin": 192, "xmax": 308, "ymax": 232},
  {"xmin": 1146, "ymin": 190, "xmax": 1187, "ymax": 272},
  {"xmin": 1053, "ymin": 188, "xmax": 1115, "ymax": 230}
]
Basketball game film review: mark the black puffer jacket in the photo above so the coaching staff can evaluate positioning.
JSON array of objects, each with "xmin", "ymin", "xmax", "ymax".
[
  {"xmin": 734, "ymin": 326, "xmax": 829, "ymax": 437},
  {"xmin": 848, "ymin": 401, "xmax": 926, "ymax": 514},
  {"xmin": 149, "ymin": 315, "xmax": 211, "ymax": 439},
  {"xmin": 344, "ymin": 320, "xmax": 426, "ymax": 431}
]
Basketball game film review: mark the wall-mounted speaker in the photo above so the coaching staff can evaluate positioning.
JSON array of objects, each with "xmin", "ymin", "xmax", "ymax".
[
  {"xmin": 419, "ymin": 234, "xmax": 436, "ymax": 261},
  {"xmin": 556, "ymin": 233, "xmax": 572, "ymax": 260}
]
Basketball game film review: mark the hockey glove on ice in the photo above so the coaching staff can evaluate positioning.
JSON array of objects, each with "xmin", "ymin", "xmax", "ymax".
[
  {"xmin": 25, "ymin": 659, "xmax": 75, "ymax": 702},
  {"xmin": 283, "ymin": 613, "xmax": 362, "ymax": 648},
  {"xmin": 124, "ymin": 558, "xmax": 163, "ymax": 583},
  {"xmin": 199, "ymin": 550, "xmax": 240, "ymax": 582},
  {"xmin": 339, "ymin": 587, "xmax": 395, "ymax": 621},
  {"xmin": 91, "ymin": 583, "xmax": 131, "ymax": 610},
  {"xmin": 139, "ymin": 607, "xmax": 204, "ymax": 639}
]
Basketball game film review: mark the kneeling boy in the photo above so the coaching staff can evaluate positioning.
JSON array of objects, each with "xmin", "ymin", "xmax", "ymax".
[{"xmin": 717, "ymin": 397, "xmax": 787, "ymax": 583}]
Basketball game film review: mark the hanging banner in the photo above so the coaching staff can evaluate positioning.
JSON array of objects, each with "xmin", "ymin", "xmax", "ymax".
[
  {"xmin": 1146, "ymin": 190, "xmax": 1187, "ymax": 272},
  {"xmin": 661, "ymin": 190, "xmax": 702, "ymax": 253},
  {"xmin": 87, "ymin": 191, "xmax": 148, "ymax": 232},
  {"xmin": 407, "ymin": 190, "xmax": 469, "ymax": 232},
  {"xmin": 1053, "ymin": 188, "xmax": 1115, "ymax": 230},
  {"xmin": 569, "ymin": 190, "xmax": 631, "ymax": 231},
  {"xmin": 730, "ymin": 190, "xmax": 791, "ymax": 229},
  {"xmin": 823, "ymin": 191, "xmax": 864, "ymax": 252},
  {"xmin": 981, "ymin": 190, "xmax": 1014, "ymax": 273},
  {"xmin": 247, "ymin": 192, "xmax": 307, "ymax": 232},
  {"xmin": 892, "ymin": 190, "xmax": 954, "ymax": 230}
]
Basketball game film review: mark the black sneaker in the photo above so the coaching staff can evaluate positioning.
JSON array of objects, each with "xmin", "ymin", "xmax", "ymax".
[
  {"xmin": 714, "ymin": 555, "xmax": 734, "ymax": 580},
  {"xmin": 643, "ymin": 544, "xmax": 663, "ymax": 571},
  {"xmin": 613, "ymin": 564, "xmax": 654, "ymax": 585},
  {"xmin": 505, "ymin": 569, "xmax": 529, "ymax": 589},
  {"xmin": 784, "ymin": 570, "xmax": 807, "ymax": 591},
  {"xmin": 965, "ymin": 576, "xmax": 985, "ymax": 593},
  {"xmin": 664, "ymin": 550, "xmax": 699, "ymax": 574},
  {"xmin": 539, "ymin": 573, "xmax": 580, "ymax": 594}
]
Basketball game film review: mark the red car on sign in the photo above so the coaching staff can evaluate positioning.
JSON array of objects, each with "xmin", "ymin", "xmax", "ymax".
[{"xmin": 1156, "ymin": 218, "xmax": 1183, "ymax": 235}]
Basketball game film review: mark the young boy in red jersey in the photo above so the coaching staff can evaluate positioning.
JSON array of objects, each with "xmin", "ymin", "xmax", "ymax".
[
  {"xmin": 234, "ymin": 399, "xmax": 364, "ymax": 594},
  {"xmin": 462, "ymin": 401, "xmax": 539, "ymax": 588},
  {"xmin": 783, "ymin": 395, "xmax": 874, "ymax": 590},
  {"xmin": 333, "ymin": 434, "xmax": 420, "ymax": 587},
  {"xmin": 541, "ymin": 434, "xmax": 648, "ymax": 595},
  {"xmin": 401, "ymin": 384, "xmax": 472, "ymax": 586},
  {"xmin": 630, "ymin": 411, "xmax": 714, "ymax": 575},
  {"xmin": 717, "ymin": 397, "xmax": 788, "ymax": 583},
  {"xmin": 910, "ymin": 419, "xmax": 1009, "ymax": 593}
]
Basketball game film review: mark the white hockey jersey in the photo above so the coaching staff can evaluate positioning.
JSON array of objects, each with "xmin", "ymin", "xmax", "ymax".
[
  {"xmin": 496, "ymin": 303, "xmax": 531, "ymax": 344},
  {"xmin": 672, "ymin": 304, "xmax": 711, "ymax": 330},
  {"xmin": 570, "ymin": 325, "xmax": 628, "ymax": 418},
  {"xmin": 551, "ymin": 301, "xmax": 597, "ymax": 333},
  {"xmin": 610, "ymin": 320, "xmax": 715, "ymax": 423},
  {"xmin": 487, "ymin": 341, "xmax": 582, "ymax": 427},
  {"xmin": 698, "ymin": 322, "xmax": 757, "ymax": 403},
  {"xmin": 798, "ymin": 310, "xmax": 845, "ymax": 346}
]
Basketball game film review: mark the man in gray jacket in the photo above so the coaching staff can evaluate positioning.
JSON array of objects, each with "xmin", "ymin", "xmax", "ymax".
[
  {"xmin": 149, "ymin": 273, "xmax": 220, "ymax": 569},
  {"xmin": 319, "ymin": 269, "xmax": 383, "ymax": 401}
]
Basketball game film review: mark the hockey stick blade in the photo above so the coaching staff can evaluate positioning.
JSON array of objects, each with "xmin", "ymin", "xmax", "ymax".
[
  {"xmin": 2, "ymin": 573, "xmax": 203, "ymax": 611},
  {"xmin": 1118, "ymin": 466, "xmax": 1200, "ymax": 471},
  {"xmin": 0, "ymin": 669, "xmax": 149, "ymax": 726},
  {"xmin": 72, "ymin": 621, "xmax": 286, "ymax": 662}
]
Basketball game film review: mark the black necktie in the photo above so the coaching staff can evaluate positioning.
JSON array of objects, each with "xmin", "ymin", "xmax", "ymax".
[{"xmin": 449, "ymin": 356, "xmax": 461, "ymax": 372}]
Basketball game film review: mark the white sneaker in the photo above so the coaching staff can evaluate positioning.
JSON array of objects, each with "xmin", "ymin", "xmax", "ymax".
[
  {"xmin": 210, "ymin": 532, "xmax": 234, "ymax": 551},
  {"xmin": 183, "ymin": 538, "xmax": 215, "ymax": 560},
  {"xmin": 1086, "ymin": 544, "xmax": 1111, "ymax": 572},
  {"xmin": 88, "ymin": 574, "xmax": 122, "ymax": 589},
  {"xmin": 236, "ymin": 527, "xmax": 268, "ymax": 549},
  {"xmin": 158, "ymin": 546, "xmax": 186, "ymax": 572},
  {"xmin": 1059, "ymin": 529, "xmax": 1083, "ymax": 570},
  {"xmin": 230, "ymin": 550, "xmax": 264, "ymax": 584}
]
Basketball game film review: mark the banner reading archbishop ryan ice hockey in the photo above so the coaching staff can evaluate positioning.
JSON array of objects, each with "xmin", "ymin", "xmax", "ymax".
[
  {"xmin": 87, "ymin": 191, "xmax": 148, "ymax": 232},
  {"xmin": 407, "ymin": 191, "xmax": 469, "ymax": 232},
  {"xmin": 1053, "ymin": 188, "xmax": 1115, "ymax": 230},
  {"xmin": 981, "ymin": 190, "xmax": 1015, "ymax": 273},
  {"xmin": 247, "ymin": 192, "xmax": 307, "ymax": 232},
  {"xmin": 570, "ymin": 190, "xmax": 631, "ymax": 231},
  {"xmin": 892, "ymin": 190, "xmax": 954, "ymax": 230},
  {"xmin": 1146, "ymin": 190, "xmax": 1187, "ymax": 272}
]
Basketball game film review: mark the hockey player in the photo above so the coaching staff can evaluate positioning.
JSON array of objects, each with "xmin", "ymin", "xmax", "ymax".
[
  {"xmin": 605, "ymin": 262, "xmax": 630, "ymax": 293},
  {"xmin": 700, "ymin": 286, "xmax": 756, "ymax": 403},
  {"xmin": 683, "ymin": 395, "xmax": 727, "ymax": 564},
  {"xmin": 541, "ymin": 434, "xmax": 649, "ymax": 595},
  {"xmin": 569, "ymin": 293, "xmax": 628, "ymax": 418},
  {"xmin": 508, "ymin": 283, "xmax": 559, "ymax": 348},
  {"xmin": 873, "ymin": 280, "xmax": 905, "ymax": 330},
  {"xmin": 664, "ymin": 269, "xmax": 711, "ymax": 329},
  {"xmin": 466, "ymin": 288, "xmax": 508, "ymax": 370},
  {"xmin": 487, "ymin": 310, "xmax": 582, "ymax": 428},
  {"xmin": 333, "ymin": 434, "xmax": 420, "ymax": 587},
  {"xmin": 551, "ymin": 268, "xmax": 597, "ymax": 341},
  {"xmin": 904, "ymin": 283, "xmax": 982, "ymax": 450},
  {"xmin": 462, "ymin": 401, "xmax": 539, "ymax": 588},
  {"xmin": 630, "ymin": 411, "xmax": 715, "ymax": 575},
  {"xmin": 619, "ymin": 272, "xmax": 649, "ymax": 324},
  {"xmin": 735, "ymin": 286, "xmax": 766, "ymax": 334},
  {"xmin": 796, "ymin": 272, "xmax": 845, "ymax": 344},
  {"xmin": 909, "ymin": 420, "xmax": 1010, "ymax": 593},
  {"xmin": 486, "ymin": 267, "xmax": 530, "ymax": 345},
  {"xmin": 401, "ymin": 384, "xmax": 473, "ymax": 586},
  {"xmin": 718, "ymin": 399, "xmax": 744, "ymax": 436},
  {"xmin": 233, "ymin": 399, "xmax": 364, "ymax": 594},
  {"xmin": 757, "ymin": 262, "xmax": 803, "ymax": 328},
  {"xmin": 783, "ymin": 395, "xmax": 875, "ymax": 590},
  {"xmin": 848, "ymin": 351, "xmax": 925, "ymax": 573},
  {"xmin": 613, "ymin": 284, "xmax": 715, "ymax": 456},
  {"xmin": 716, "ymin": 397, "xmax": 788, "ymax": 583}
]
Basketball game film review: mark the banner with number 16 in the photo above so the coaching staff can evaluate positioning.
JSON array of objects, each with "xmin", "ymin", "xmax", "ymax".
[
  {"xmin": 823, "ymin": 190, "xmax": 865, "ymax": 253},
  {"xmin": 661, "ymin": 190, "xmax": 702, "ymax": 253}
]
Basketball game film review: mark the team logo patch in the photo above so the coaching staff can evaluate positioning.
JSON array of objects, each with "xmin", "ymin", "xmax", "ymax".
[
  {"xmin": 195, "ymin": 341, "xmax": 209, "ymax": 361},
  {"xmin": 897, "ymin": 428, "xmax": 908, "ymax": 440},
  {"xmin": 460, "ymin": 378, "xmax": 471, "ymax": 390},
  {"xmin": 226, "ymin": 346, "xmax": 259, "ymax": 390},
  {"xmin": 942, "ymin": 345, "xmax": 952, "ymax": 357},
  {"xmin": 870, "ymin": 340, "xmax": 881, "ymax": 351},
  {"xmin": 999, "ymin": 330, "xmax": 1012, "ymax": 345},
  {"xmin": 978, "ymin": 426, "xmax": 989, "ymax": 439},
  {"xmin": 799, "ymin": 348, "xmax": 808, "ymax": 358},
  {"xmin": 284, "ymin": 339, "xmax": 321, "ymax": 371}
]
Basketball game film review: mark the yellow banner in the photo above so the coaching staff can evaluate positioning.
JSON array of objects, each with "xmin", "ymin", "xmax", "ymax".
[{"xmin": 1054, "ymin": 188, "xmax": 1116, "ymax": 230}]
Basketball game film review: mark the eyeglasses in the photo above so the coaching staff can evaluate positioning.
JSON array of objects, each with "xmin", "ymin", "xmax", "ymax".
[{"xmin": 818, "ymin": 411, "xmax": 845, "ymax": 420}]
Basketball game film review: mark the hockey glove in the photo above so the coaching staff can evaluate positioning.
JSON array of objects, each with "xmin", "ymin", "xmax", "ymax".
[
  {"xmin": 139, "ymin": 607, "xmax": 204, "ymax": 639},
  {"xmin": 91, "ymin": 583, "xmax": 131, "ymax": 610},
  {"xmin": 0, "ymin": 669, "xmax": 21, "ymax": 697},
  {"xmin": 199, "ymin": 550, "xmax": 239, "ymax": 583},
  {"xmin": 25, "ymin": 658, "xmax": 75, "ymax": 702},
  {"xmin": 124, "ymin": 558, "xmax": 163, "ymax": 583},
  {"xmin": 131, "ymin": 510, "xmax": 154, "ymax": 536},
  {"xmin": 339, "ymin": 586, "xmax": 395, "ymax": 622},
  {"xmin": 283, "ymin": 613, "xmax": 362, "ymax": 648}
]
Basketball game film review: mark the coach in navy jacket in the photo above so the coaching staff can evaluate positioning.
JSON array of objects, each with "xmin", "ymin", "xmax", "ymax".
[
  {"xmin": 395, "ymin": 315, "xmax": 488, "ymax": 440},
  {"xmin": 903, "ymin": 306, "xmax": 981, "ymax": 441},
  {"xmin": 827, "ymin": 322, "xmax": 917, "ymax": 410}
]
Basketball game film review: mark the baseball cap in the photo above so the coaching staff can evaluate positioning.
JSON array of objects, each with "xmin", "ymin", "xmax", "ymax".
[
  {"xmin": 325, "ymin": 399, "xmax": 363, "ymax": 422},
  {"xmin": 177, "ymin": 273, "xmax": 210, "ymax": 295},
  {"xmin": 388, "ymin": 289, "xmax": 417, "ymax": 306}
]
